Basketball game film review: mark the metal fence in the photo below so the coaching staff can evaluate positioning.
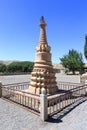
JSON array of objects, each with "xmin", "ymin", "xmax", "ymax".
[
  {"xmin": 48, "ymin": 83, "xmax": 87, "ymax": 116},
  {"xmin": 0, "ymin": 81, "xmax": 87, "ymax": 121},
  {"xmin": 2, "ymin": 82, "xmax": 30, "ymax": 90},
  {"xmin": 1, "ymin": 82, "xmax": 40, "ymax": 115},
  {"xmin": 57, "ymin": 81, "xmax": 83, "ymax": 91}
]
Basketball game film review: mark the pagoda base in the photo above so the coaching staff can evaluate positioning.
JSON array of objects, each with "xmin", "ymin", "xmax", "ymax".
[{"xmin": 28, "ymin": 85, "xmax": 58, "ymax": 95}]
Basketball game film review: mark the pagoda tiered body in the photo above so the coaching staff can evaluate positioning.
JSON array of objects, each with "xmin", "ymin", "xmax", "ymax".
[{"xmin": 28, "ymin": 16, "xmax": 58, "ymax": 95}]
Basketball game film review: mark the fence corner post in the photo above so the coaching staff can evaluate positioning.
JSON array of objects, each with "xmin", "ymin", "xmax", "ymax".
[
  {"xmin": 0, "ymin": 81, "xmax": 2, "ymax": 98},
  {"xmin": 85, "ymin": 80, "xmax": 87, "ymax": 96},
  {"xmin": 40, "ymin": 87, "xmax": 48, "ymax": 121}
]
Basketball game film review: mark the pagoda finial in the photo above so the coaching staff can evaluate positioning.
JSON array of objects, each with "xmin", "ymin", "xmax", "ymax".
[
  {"xmin": 40, "ymin": 16, "xmax": 45, "ymax": 23},
  {"xmin": 40, "ymin": 16, "xmax": 47, "ymax": 26}
]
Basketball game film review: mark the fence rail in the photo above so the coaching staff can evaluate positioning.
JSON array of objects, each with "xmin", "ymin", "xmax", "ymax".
[
  {"xmin": 0, "ymin": 81, "xmax": 87, "ymax": 121},
  {"xmin": 48, "ymin": 83, "xmax": 87, "ymax": 116},
  {"xmin": 57, "ymin": 81, "xmax": 83, "ymax": 91},
  {"xmin": 2, "ymin": 82, "xmax": 30, "ymax": 90},
  {"xmin": 1, "ymin": 83, "xmax": 40, "ymax": 115}
]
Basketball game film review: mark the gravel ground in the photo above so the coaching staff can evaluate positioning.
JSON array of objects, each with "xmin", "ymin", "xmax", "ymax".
[
  {"xmin": 56, "ymin": 74, "xmax": 80, "ymax": 83},
  {"xmin": 0, "ymin": 75, "xmax": 31, "ymax": 85},
  {"xmin": 0, "ymin": 74, "xmax": 87, "ymax": 130},
  {"xmin": 0, "ymin": 74, "xmax": 80, "ymax": 85}
]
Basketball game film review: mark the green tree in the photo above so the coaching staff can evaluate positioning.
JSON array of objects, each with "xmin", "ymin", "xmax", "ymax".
[
  {"xmin": 84, "ymin": 35, "xmax": 87, "ymax": 60},
  {"xmin": 0, "ymin": 63, "xmax": 7, "ymax": 72},
  {"xmin": 7, "ymin": 63, "xmax": 17, "ymax": 72},
  {"xmin": 21, "ymin": 61, "xmax": 34, "ymax": 72},
  {"xmin": 60, "ymin": 49, "xmax": 83, "ymax": 74},
  {"xmin": 7, "ymin": 61, "xmax": 34, "ymax": 73}
]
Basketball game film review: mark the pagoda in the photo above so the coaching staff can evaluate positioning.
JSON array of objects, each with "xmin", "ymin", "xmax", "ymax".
[{"xmin": 28, "ymin": 16, "xmax": 58, "ymax": 95}]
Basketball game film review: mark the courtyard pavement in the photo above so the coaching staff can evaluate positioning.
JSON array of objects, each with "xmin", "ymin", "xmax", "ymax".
[
  {"xmin": 0, "ymin": 74, "xmax": 80, "ymax": 85},
  {"xmin": 0, "ymin": 74, "xmax": 87, "ymax": 130}
]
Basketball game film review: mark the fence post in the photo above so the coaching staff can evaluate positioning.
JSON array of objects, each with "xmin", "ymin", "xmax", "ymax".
[
  {"xmin": 0, "ymin": 81, "xmax": 2, "ymax": 98},
  {"xmin": 40, "ymin": 87, "xmax": 48, "ymax": 121},
  {"xmin": 85, "ymin": 80, "xmax": 87, "ymax": 96}
]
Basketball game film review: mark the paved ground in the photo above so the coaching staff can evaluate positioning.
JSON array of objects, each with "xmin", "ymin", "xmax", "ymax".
[
  {"xmin": 0, "ymin": 74, "xmax": 87, "ymax": 130},
  {"xmin": 0, "ymin": 74, "xmax": 80, "ymax": 85},
  {"xmin": 0, "ymin": 97, "xmax": 87, "ymax": 130},
  {"xmin": 0, "ymin": 75, "xmax": 31, "ymax": 85},
  {"xmin": 56, "ymin": 74, "xmax": 80, "ymax": 83}
]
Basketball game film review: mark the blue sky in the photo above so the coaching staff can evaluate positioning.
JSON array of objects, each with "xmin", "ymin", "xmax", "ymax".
[{"xmin": 0, "ymin": 0, "xmax": 87, "ymax": 63}]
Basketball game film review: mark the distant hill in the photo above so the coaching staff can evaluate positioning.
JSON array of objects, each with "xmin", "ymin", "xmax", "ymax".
[
  {"xmin": 0, "ymin": 60, "xmax": 65, "ymax": 70},
  {"xmin": 0, "ymin": 60, "xmax": 15, "ymax": 65}
]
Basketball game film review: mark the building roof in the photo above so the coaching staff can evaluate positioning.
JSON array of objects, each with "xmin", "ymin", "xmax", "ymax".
[{"xmin": 53, "ymin": 63, "xmax": 65, "ymax": 70}]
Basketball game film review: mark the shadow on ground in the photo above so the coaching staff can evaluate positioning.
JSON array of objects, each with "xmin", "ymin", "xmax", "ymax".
[{"xmin": 47, "ymin": 97, "xmax": 87, "ymax": 123}]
